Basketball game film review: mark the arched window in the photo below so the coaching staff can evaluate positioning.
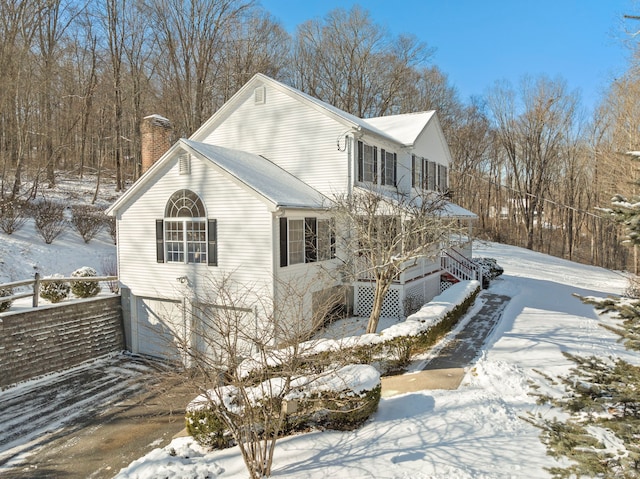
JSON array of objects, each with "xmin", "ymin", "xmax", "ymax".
[{"xmin": 156, "ymin": 189, "xmax": 217, "ymax": 265}]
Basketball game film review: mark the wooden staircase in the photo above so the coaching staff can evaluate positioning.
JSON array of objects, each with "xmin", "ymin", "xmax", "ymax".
[{"xmin": 440, "ymin": 247, "xmax": 485, "ymax": 290}]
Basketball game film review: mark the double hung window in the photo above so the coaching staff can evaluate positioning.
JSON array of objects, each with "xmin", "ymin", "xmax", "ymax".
[
  {"xmin": 156, "ymin": 189, "xmax": 217, "ymax": 265},
  {"xmin": 381, "ymin": 149, "xmax": 397, "ymax": 186},
  {"xmin": 357, "ymin": 141, "xmax": 377, "ymax": 183},
  {"xmin": 280, "ymin": 217, "xmax": 335, "ymax": 267}
]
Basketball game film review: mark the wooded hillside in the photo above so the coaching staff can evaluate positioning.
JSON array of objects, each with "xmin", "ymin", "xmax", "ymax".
[{"xmin": 2, "ymin": 1, "xmax": 639, "ymax": 271}]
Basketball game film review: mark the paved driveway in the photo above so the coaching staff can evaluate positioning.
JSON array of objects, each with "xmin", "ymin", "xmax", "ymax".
[{"xmin": 0, "ymin": 353, "xmax": 194, "ymax": 478}]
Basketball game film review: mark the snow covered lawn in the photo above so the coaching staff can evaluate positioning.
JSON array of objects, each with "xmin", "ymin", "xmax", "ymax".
[{"xmin": 114, "ymin": 241, "xmax": 639, "ymax": 479}]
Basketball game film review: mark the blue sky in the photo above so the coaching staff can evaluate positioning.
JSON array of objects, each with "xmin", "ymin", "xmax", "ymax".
[{"xmin": 260, "ymin": 0, "xmax": 637, "ymax": 113}]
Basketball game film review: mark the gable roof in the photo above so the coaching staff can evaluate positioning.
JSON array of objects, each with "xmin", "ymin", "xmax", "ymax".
[
  {"xmin": 190, "ymin": 73, "xmax": 437, "ymax": 148},
  {"xmin": 182, "ymin": 140, "xmax": 327, "ymax": 209},
  {"xmin": 107, "ymin": 139, "xmax": 329, "ymax": 216},
  {"xmin": 364, "ymin": 111, "xmax": 436, "ymax": 146}
]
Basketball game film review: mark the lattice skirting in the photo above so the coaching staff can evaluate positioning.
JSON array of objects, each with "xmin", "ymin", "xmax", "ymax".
[{"xmin": 354, "ymin": 274, "xmax": 441, "ymax": 319}]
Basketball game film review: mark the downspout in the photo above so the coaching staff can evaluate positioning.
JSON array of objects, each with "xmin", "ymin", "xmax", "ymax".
[
  {"xmin": 271, "ymin": 207, "xmax": 285, "ymax": 344},
  {"xmin": 344, "ymin": 126, "xmax": 362, "ymax": 198}
]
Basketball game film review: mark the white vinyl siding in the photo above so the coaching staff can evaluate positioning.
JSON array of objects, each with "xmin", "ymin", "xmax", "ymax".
[
  {"xmin": 116, "ymin": 156, "xmax": 274, "ymax": 300},
  {"xmin": 200, "ymin": 84, "xmax": 350, "ymax": 196}
]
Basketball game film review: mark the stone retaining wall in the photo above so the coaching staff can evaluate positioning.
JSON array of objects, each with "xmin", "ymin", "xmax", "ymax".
[{"xmin": 0, "ymin": 296, "xmax": 124, "ymax": 388}]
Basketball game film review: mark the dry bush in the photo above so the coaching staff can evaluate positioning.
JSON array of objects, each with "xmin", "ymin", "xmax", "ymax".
[
  {"xmin": 0, "ymin": 199, "xmax": 29, "ymax": 234},
  {"xmin": 71, "ymin": 205, "xmax": 104, "ymax": 243},
  {"xmin": 33, "ymin": 199, "xmax": 67, "ymax": 244}
]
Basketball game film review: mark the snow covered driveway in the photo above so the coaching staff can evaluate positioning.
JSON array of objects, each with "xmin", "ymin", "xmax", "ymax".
[{"xmin": 0, "ymin": 353, "xmax": 192, "ymax": 478}]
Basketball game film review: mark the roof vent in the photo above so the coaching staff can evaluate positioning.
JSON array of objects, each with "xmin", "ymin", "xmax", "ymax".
[
  {"xmin": 179, "ymin": 153, "xmax": 191, "ymax": 175},
  {"xmin": 254, "ymin": 86, "xmax": 266, "ymax": 105}
]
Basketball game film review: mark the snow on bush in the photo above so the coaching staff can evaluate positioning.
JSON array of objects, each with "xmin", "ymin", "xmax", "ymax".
[
  {"xmin": 0, "ymin": 287, "xmax": 13, "ymax": 312},
  {"xmin": 186, "ymin": 364, "xmax": 381, "ymax": 448},
  {"xmin": 241, "ymin": 280, "xmax": 481, "ymax": 377},
  {"xmin": 39, "ymin": 274, "xmax": 71, "ymax": 303},
  {"xmin": 71, "ymin": 266, "xmax": 101, "ymax": 298}
]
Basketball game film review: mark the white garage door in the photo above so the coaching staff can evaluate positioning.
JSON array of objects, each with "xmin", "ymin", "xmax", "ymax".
[{"xmin": 135, "ymin": 298, "xmax": 185, "ymax": 360}]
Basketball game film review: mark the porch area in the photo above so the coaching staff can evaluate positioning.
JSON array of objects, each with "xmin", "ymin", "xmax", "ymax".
[{"xmin": 353, "ymin": 243, "xmax": 483, "ymax": 319}]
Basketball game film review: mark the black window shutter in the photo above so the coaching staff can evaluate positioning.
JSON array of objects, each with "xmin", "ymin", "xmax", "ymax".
[
  {"xmin": 411, "ymin": 155, "xmax": 415, "ymax": 188},
  {"xmin": 381, "ymin": 149, "xmax": 386, "ymax": 185},
  {"xmin": 393, "ymin": 153, "xmax": 397, "ymax": 186},
  {"xmin": 279, "ymin": 217, "xmax": 288, "ymax": 267},
  {"xmin": 156, "ymin": 220, "xmax": 164, "ymax": 263},
  {"xmin": 373, "ymin": 147, "xmax": 378, "ymax": 183},
  {"xmin": 207, "ymin": 219, "xmax": 217, "ymax": 266},
  {"xmin": 357, "ymin": 141, "xmax": 363, "ymax": 182},
  {"xmin": 305, "ymin": 217, "xmax": 317, "ymax": 263}
]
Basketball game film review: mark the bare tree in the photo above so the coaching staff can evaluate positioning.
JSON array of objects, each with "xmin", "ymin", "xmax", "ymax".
[
  {"xmin": 216, "ymin": 8, "xmax": 291, "ymax": 103},
  {"xmin": 145, "ymin": 0, "xmax": 254, "ymax": 136},
  {"xmin": 292, "ymin": 5, "xmax": 433, "ymax": 118},
  {"xmin": 487, "ymin": 76, "xmax": 579, "ymax": 250},
  {"xmin": 331, "ymin": 186, "xmax": 456, "ymax": 334},
  {"xmin": 158, "ymin": 273, "xmax": 364, "ymax": 479}
]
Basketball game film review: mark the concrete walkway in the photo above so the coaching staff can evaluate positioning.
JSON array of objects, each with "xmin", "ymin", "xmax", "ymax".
[{"xmin": 381, "ymin": 293, "xmax": 511, "ymax": 396}]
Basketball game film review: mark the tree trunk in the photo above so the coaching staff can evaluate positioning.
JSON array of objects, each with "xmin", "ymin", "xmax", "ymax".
[{"xmin": 366, "ymin": 274, "xmax": 392, "ymax": 334}]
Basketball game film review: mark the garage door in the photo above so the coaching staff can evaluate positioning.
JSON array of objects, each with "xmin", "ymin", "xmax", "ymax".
[
  {"xmin": 192, "ymin": 304, "xmax": 257, "ymax": 366},
  {"xmin": 135, "ymin": 298, "xmax": 185, "ymax": 360}
]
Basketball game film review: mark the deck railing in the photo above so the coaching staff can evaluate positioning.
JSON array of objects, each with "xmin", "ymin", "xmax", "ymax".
[{"xmin": 440, "ymin": 247, "xmax": 482, "ymax": 282}]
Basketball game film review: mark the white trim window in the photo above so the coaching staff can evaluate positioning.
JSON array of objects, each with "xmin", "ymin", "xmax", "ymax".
[
  {"xmin": 381, "ymin": 149, "xmax": 397, "ymax": 187},
  {"xmin": 279, "ymin": 217, "xmax": 335, "ymax": 267},
  {"xmin": 288, "ymin": 219, "xmax": 305, "ymax": 265},
  {"xmin": 156, "ymin": 189, "xmax": 217, "ymax": 265},
  {"xmin": 357, "ymin": 141, "xmax": 377, "ymax": 183}
]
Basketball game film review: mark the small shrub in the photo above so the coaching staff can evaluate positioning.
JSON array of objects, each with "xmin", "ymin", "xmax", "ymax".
[
  {"xmin": 71, "ymin": 205, "xmax": 104, "ymax": 243},
  {"xmin": 71, "ymin": 266, "xmax": 101, "ymax": 298},
  {"xmin": 0, "ymin": 199, "xmax": 29, "ymax": 234},
  {"xmin": 474, "ymin": 257, "xmax": 504, "ymax": 280},
  {"xmin": 185, "ymin": 409, "xmax": 232, "ymax": 449},
  {"xmin": 105, "ymin": 216, "xmax": 116, "ymax": 244},
  {"xmin": 187, "ymin": 366, "xmax": 381, "ymax": 450},
  {"xmin": 40, "ymin": 274, "xmax": 71, "ymax": 303},
  {"xmin": 33, "ymin": 199, "xmax": 67, "ymax": 244},
  {"xmin": 0, "ymin": 287, "xmax": 14, "ymax": 312},
  {"xmin": 291, "ymin": 384, "xmax": 382, "ymax": 432}
]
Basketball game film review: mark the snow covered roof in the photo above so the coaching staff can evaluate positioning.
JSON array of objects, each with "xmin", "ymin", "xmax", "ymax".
[
  {"xmin": 439, "ymin": 201, "xmax": 478, "ymax": 219},
  {"xmin": 191, "ymin": 73, "xmax": 437, "ymax": 148},
  {"xmin": 181, "ymin": 139, "xmax": 328, "ymax": 210},
  {"xmin": 352, "ymin": 186, "xmax": 477, "ymax": 219},
  {"xmin": 364, "ymin": 111, "xmax": 435, "ymax": 146},
  {"xmin": 262, "ymin": 77, "xmax": 437, "ymax": 147}
]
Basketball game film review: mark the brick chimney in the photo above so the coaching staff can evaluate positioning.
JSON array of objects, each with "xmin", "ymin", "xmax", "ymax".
[{"xmin": 141, "ymin": 114, "xmax": 172, "ymax": 173}]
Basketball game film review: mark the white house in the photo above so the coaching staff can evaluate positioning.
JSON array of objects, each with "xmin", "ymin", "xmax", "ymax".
[{"xmin": 107, "ymin": 73, "xmax": 477, "ymax": 359}]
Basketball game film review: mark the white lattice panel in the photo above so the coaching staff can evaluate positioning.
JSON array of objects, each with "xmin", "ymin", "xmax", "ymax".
[
  {"xmin": 354, "ymin": 273, "xmax": 443, "ymax": 320},
  {"xmin": 355, "ymin": 284, "xmax": 402, "ymax": 319}
]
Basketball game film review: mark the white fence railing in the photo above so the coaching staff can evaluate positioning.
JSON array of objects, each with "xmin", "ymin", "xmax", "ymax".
[{"xmin": 0, "ymin": 273, "xmax": 118, "ymax": 310}]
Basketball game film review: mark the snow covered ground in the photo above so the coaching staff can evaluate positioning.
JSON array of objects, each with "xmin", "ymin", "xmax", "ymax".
[{"xmin": 113, "ymin": 241, "xmax": 639, "ymax": 479}]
